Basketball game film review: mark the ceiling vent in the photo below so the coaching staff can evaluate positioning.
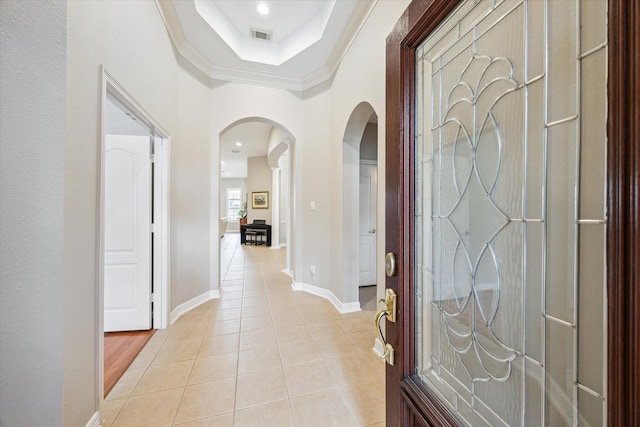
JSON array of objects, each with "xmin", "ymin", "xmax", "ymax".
[
  {"xmin": 251, "ymin": 28, "xmax": 272, "ymax": 41},
  {"xmin": 231, "ymin": 150, "xmax": 241, "ymax": 154}
]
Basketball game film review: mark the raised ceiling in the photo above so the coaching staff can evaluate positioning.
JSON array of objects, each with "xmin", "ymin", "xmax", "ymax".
[
  {"xmin": 155, "ymin": 0, "xmax": 376, "ymax": 91},
  {"xmin": 155, "ymin": 1, "xmax": 376, "ymax": 177}
]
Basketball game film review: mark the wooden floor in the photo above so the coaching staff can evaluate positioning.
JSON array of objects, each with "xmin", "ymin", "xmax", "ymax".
[{"xmin": 104, "ymin": 330, "xmax": 155, "ymax": 397}]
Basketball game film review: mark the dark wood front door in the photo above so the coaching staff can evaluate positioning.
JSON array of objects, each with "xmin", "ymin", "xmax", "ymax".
[{"xmin": 384, "ymin": 0, "xmax": 639, "ymax": 425}]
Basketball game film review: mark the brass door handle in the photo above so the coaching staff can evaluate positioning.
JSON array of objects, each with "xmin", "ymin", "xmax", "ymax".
[{"xmin": 374, "ymin": 288, "xmax": 397, "ymax": 366}]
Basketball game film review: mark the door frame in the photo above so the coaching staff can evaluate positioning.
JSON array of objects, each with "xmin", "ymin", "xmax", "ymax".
[
  {"xmin": 384, "ymin": 0, "xmax": 640, "ymax": 425},
  {"xmin": 97, "ymin": 66, "xmax": 171, "ymax": 403}
]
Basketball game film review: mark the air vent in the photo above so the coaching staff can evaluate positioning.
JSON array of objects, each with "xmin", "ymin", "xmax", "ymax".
[
  {"xmin": 251, "ymin": 28, "xmax": 272, "ymax": 41},
  {"xmin": 231, "ymin": 150, "xmax": 241, "ymax": 154}
]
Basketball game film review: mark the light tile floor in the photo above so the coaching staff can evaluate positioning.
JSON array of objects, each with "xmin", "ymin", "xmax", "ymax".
[{"xmin": 103, "ymin": 233, "xmax": 385, "ymax": 427}]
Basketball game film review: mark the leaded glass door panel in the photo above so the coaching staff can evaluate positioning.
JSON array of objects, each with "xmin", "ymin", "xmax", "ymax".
[{"xmin": 384, "ymin": 0, "xmax": 613, "ymax": 425}]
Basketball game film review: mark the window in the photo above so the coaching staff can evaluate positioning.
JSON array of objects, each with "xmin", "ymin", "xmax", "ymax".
[{"xmin": 227, "ymin": 188, "xmax": 241, "ymax": 220}]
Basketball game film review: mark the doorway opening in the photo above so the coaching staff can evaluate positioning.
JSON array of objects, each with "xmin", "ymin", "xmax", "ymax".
[
  {"xmin": 217, "ymin": 117, "xmax": 295, "ymax": 288},
  {"xmin": 98, "ymin": 67, "xmax": 171, "ymax": 400},
  {"xmin": 342, "ymin": 102, "xmax": 379, "ymax": 310}
]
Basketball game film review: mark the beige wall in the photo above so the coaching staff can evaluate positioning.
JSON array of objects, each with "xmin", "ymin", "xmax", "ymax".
[{"xmin": 247, "ymin": 156, "xmax": 273, "ymax": 224}]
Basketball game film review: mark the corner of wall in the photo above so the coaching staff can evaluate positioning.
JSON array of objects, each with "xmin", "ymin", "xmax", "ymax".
[
  {"xmin": 169, "ymin": 290, "xmax": 220, "ymax": 325},
  {"xmin": 291, "ymin": 282, "xmax": 361, "ymax": 314}
]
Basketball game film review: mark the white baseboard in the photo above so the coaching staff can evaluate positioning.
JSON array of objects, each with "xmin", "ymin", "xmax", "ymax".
[
  {"xmin": 170, "ymin": 290, "xmax": 220, "ymax": 325},
  {"xmin": 85, "ymin": 411, "xmax": 101, "ymax": 427},
  {"xmin": 372, "ymin": 337, "xmax": 386, "ymax": 360},
  {"xmin": 291, "ymin": 282, "xmax": 361, "ymax": 314},
  {"xmin": 281, "ymin": 268, "xmax": 294, "ymax": 278},
  {"xmin": 270, "ymin": 245, "xmax": 282, "ymax": 250}
]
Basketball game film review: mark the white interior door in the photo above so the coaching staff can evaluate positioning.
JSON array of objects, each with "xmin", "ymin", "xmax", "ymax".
[
  {"xmin": 104, "ymin": 135, "xmax": 152, "ymax": 332},
  {"xmin": 358, "ymin": 164, "xmax": 377, "ymax": 286}
]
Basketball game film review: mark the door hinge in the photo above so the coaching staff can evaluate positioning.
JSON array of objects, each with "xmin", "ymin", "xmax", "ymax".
[
  {"xmin": 150, "ymin": 153, "xmax": 156, "ymax": 163},
  {"xmin": 150, "ymin": 292, "xmax": 155, "ymax": 303},
  {"xmin": 151, "ymin": 223, "xmax": 157, "ymax": 233}
]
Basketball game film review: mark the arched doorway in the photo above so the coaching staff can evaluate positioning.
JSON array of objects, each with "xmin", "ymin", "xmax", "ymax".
[
  {"xmin": 215, "ymin": 117, "xmax": 296, "ymax": 289},
  {"xmin": 342, "ymin": 102, "xmax": 379, "ymax": 309}
]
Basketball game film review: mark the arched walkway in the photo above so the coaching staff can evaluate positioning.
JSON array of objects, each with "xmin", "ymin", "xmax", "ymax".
[
  {"xmin": 215, "ymin": 117, "xmax": 296, "ymax": 291},
  {"xmin": 342, "ymin": 102, "xmax": 378, "ymax": 306}
]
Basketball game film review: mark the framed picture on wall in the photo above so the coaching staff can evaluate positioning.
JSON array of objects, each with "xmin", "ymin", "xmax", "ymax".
[{"xmin": 251, "ymin": 191, "xmax": 269, "ymax": 209}]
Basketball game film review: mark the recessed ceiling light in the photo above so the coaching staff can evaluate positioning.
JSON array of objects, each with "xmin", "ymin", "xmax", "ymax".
[
  {"xmin": 220, "ymin": 161, "xmax": 225, "ymax": 164},
  {"xmin": 235, "ymin": 142, "xmax": 242, "ymax": 147},
  {"xmin": 257, "ymin": 3, "xmax": 269, "ymax": 15}
]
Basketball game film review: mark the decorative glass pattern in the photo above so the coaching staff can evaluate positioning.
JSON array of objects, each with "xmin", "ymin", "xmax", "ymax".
[
  {"xmin": 439, "ymin": 54, "xmax": 519, "ymax": 382},
  {"xmin": 414, "ymin": 1, "xmax": 608, "ymax": 425}
]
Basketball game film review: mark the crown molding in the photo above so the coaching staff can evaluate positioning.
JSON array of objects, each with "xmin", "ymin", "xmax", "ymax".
[
  {"xmin": 209, "ymin": 64, "xmax": 305, "ymax": 91},
  {"xmin": 155, "ymin": 0, "xmax": 214, "ymax": 75},
  {"xmin": 155, "ymin": 0, "xmax": 378, "ymax": 93},
  {"xmin": 325, "ymin": 0, "xmax": 378, "ymax": 78}
]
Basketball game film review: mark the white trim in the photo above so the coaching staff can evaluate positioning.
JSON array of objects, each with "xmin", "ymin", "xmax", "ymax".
[
  {"xmin": 101, "ymin": 69, "xmax": 171, "ymax": 331},
  {"xmin": 102, "ymin": 68, "xmax": 170, "ymax": 137},
  {"xmin": 292, "ymin": 282, "xmax": 361, "ymax": 314},
  {"xmin": 372, "ymin": 338, "xmax": 386, "ymax": 361},
  {"xmin": 360, "ymin": 159, "xmax": 378, "ymax": 166},
  {"xmin": 282, "ymin": 268, "xmax": 294, "ymax": 278},
  {"xmin": 211, "ymin": 64, "xmax": 305, "ymax": 91},
  {"xmin": 155, "ymin": 136, "xmax": 171, "ymax": 329},
  {"xmin": 324, "ymin": 1, "xmax": 377, "ymax": 83},
  {"xmin": 85, "ymin": 411, "xmax": 101, "ymax": 427},
  {"xmin": 170, "ymin": 290, "xmax": 220, "ymax": 325}
]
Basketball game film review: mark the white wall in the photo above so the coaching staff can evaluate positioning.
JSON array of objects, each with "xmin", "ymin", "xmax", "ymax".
[
  {"xmin": 173, "ymin": 63, "xmax": 215, "ymax": 312},
  {"xmin": 298, "ymin": 85, "xmax": 334, "ymax": 291},
  {"xmin": 0, "ymin": 1, "xmax": 66, "ymax": 425}
]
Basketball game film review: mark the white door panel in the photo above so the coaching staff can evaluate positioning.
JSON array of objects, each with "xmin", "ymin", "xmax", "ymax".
[
  {"xmin": 104, "ymin": 135, "xmax": 152, "ymax": 332},
  {"xmin": 358, "ymin": 164, "xmax": 377, "ymax": 286}
]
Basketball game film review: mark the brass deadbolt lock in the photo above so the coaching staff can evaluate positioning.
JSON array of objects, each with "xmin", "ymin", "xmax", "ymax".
[{"xmin": 385, "ymin": 252, "xmax": 397, "ymax": 277}]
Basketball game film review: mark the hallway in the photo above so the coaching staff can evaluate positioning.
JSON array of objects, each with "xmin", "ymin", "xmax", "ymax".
[{"xmin": 102, "ymin": 233, "xmax": 385, "ymax": 426}]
